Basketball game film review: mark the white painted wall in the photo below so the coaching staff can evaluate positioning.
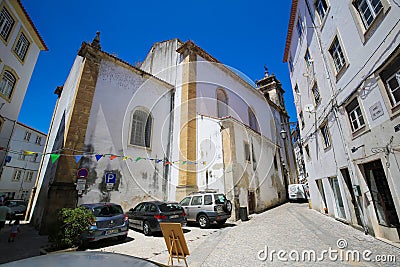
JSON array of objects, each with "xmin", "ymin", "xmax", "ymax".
[
  {"xmin": 0, "ymin": 122, "xmax": 45, "ymax": 200},
  {"xmin": 287, "ymin": 0, "xmax": 400, "ymax": 240},
  {"xmin": 0, "ymin": 0, "xmax": 42, "ymax": 170}
]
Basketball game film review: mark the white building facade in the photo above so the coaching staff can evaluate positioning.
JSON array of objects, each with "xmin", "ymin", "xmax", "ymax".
[
  {"xmin": 31, "ymin": 36, "xmax": 296, "ymax": 231},
  {"xmin": 284, "ymin": 0, "xmax": 400, "ymax": 242},
  {"xmin": 0, "ymin": 122, "xmax": 45, "ymax": 200},
  {"xmin": 0, "ymin": 0, "xmax": 47, "ymax": 177}
]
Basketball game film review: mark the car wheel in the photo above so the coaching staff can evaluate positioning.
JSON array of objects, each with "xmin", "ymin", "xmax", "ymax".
[
  {"xmin": 117, "ymin": 234, "xmax": 127, "ymax": 241},
  {"xmin": 217, "ymin": 219, "xmax": 227, "ymax": 225},
  {"xmin": 143, "ymin": 221, "xmax": 152, "ymax": 236},
  {"xmin": 224, "ymin": 200, "xmax": 232, "ymax": 214},
  {"xmin": 198, "ymin": 214, "xmax": 210, "ymax": 229}
]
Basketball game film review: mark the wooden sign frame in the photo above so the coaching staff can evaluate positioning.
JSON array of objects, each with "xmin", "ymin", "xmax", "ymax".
[{"xmin": 159, "ymin": 222, "xmax": 189, "ymax": 267}]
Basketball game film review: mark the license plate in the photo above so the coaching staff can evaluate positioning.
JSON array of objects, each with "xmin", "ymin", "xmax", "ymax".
[
  {"xmin": 170, "ymin": 215, "xmax": 179, "ymax": 219},
  {"xmin": 106, "ymin": 229, "xmax": 119, "ymax": 235}
]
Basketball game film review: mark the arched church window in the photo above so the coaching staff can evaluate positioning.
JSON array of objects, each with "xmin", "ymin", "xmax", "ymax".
[
  {"xmin": 130, "ymin": 108, "xmax": 152, "ymax": 148},
  {"xmin": 217, "ymin": 88, "xmax": 228, "ymax": 118},
  {"xmin": 248, "ymin": 107, "xmax": 258, "ymax": 132}
]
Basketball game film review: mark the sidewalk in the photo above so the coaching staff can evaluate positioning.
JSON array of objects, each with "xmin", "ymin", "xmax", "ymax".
[{"xmin": 0, "ymin": 221, "xmax": 49, "ymax": 264}]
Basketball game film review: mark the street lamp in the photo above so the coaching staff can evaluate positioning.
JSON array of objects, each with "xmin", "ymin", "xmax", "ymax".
[{"xmin": 279, "ymin": 122, "xmax": 298, "ymax": 140}]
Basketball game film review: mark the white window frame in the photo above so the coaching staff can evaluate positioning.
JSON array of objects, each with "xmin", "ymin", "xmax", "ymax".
[
  {"xmin": 19, "ymin": 150, "xmax": 25, "ymax": 161},
  {"xmin": 385, "ymin": 72, "xmax": 400, "ymax": 106},
  {"xmin": 13, "ymin": 169, "xmax": 23, "ymax": 181},
  {"xmin": 35, "ymin": 136, "xmax": 42, "ymax": 145},
  {"xmin": 13, "ymin": 32, "xmax": 30, "ymax": 61},
  {"xmin": 320, "ymin": 122, "xmax": 332, "ymax": 149},
  {"xmin": 311, "ymin": 83, "xmax": 321, "ymax": 106},
  {"xmin": 354, "ymin": 0, "xmax": 383, "ymax": 29},
  {"xmin": 296, "ymin": 14, "xmax": 304, "ymax": 40},
  {"xmin": 24, "ymin": 131, "xmax": 31, "ymax": 141},
  {"xmin": 25, "ymin": 171, "xmax": 34, "ymax": 182},
  {"xmin": 0, "ymin": 70, "xmax": 16, "ymax": 99},
  {"xmin": 315, "ymin": 0, "xmax": 329, "ymax": 22},
  {"xmin": 329, "ymin": 36, "xmax": 347, "ymax": 74},
  {"xmin": 346, "ymin": 98, "xmax": 366, "ymax": 132},
  {"xmin": 0, "ymin": 6, "xmax": 15, "ymax": 42}
]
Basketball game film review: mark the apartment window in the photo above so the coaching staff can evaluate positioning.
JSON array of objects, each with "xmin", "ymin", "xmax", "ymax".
[
  {"xmin": 385, "ymin": 72, "xmax": 400, "ymax": 106},
  {"xmin": 248, "ymin": 107, "xmax": 258, "ymax": 132},
  {"xmin": 329, "ymin": 36, "xmax": 347, "ymax": 73},
  {"xmin": 354, "ymin": 0, "xmax": 383, "ymax": 29},
  {"xmin": 18, "ymin": 150, "xmax": 25, "ymax": 161},
  {"xmin": 244, "ymin": 143, "xmax": 250, "ymax": 162},
  {"xmin": 311, "ymin": 83, "xmax": 321, "ymax": 106},
  {"xmin": 25, "ymin": 171, "xmax": 34, "ymax": 182},
  {"xmin": 35, "ymin": 136, "xmax": 42, "ymax": 145},
  {"xmin": 294, "ymin": 84, "xmax": 299, "ymax": 94},
  {"xmin": 0, "ymin": 6, "xmax": 15, "ymax": 42},
  {"xmin": 30, "ymin": 153, "xmax": 38, "ymax": 162},
  {"xmin": 316, "ymin": 0, "xmax": 329, "ymax": 21},
  {"xmin": 13, "ymin": 32, "xmax": 30, "ymax": 61},
  {"xmin": 296, "ymin": 15, "xmax": 304, "ymax": 39},
  {"xmin": 0, "ymin": 70, "xmax": 16, "ymax": 99},
  {"xmin": 216, "ymin": 88, "xmax": 228, "ymax": 118},
  {"xmin": 24, "ymin": 131, "xmax": 31, "ymax": 141},
  {"xmin": 130, "ymin": 109, "xmax": 152, "ymax": 148},
  {"xmin": 289, "ymin": 54, "xmax": 294, "ymax": 73},
  {"xmin": 320, "ymin": 122, "xmax": 332, "ymax": 148},
  {"xmin": 13, "ymin": 169, "xmax": 23, "ymax": 181},
  {"xmin": 304, "ymin": 49, "xmax": 312, "ymax": 68},
  {"xmin": 345, "ymin": 98, "xmax": 365, "ymax": 132},
  {"xmin": 299, "ymin": 111, "xmax": 305, "ymax": 129},
  {"xmin": 304, "ymin": 144, "xmax": 311, "ymax": 160}
]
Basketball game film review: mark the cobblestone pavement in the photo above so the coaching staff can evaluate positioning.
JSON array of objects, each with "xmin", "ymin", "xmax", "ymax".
[
  {"xmin": 88, "ymin": 203, "xmax": 400, "ymax": 266},
  {"xmin": 1, "ymin": 203, "xmax": 399, "ymax": 266}
]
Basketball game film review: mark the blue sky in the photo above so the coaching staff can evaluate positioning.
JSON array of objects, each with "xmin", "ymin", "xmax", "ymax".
[{"xmin": 19, "ymin": 0, "xmax": 295, "ymax": 133}]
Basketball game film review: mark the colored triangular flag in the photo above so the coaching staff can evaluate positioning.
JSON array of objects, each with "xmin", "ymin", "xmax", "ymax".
[
  {"xmin": 75, "ymin": 155, "xmax": 83, "ymax": 163},
  {"xmin": 203, "ymin": 161, "xmax": 207, "ymax": 166},
  {"xmin": 110, "ymin": 155, "xmax": 117, "ymax": 160},
  {"xmin": 122, "ymin": 156, "xmax": 129, "ymax": 161},
  {"xmin": 95, "ymin": 154, "xmax": 103, "ymax": 161},
  {"xmin": 182, "ymin": 161, "xmax": 187, "ymax": 165},
  {"xmin": 50, "ymin": 154, "xmax": 60, "ymax": 163},
  {"xmin": 24, "ymin": 151, "xmax": 36, "ymax": 156},
  {"xmin": 135, "ymin": 157, "xmax": 142, "ymax": 162},
  {"xmin": 156, "ymin": 159, "xmax": 163, "ymax": 163},
  {"xmin": 164, "ymin": 161, "xmax": 171, "ymax": 165}
]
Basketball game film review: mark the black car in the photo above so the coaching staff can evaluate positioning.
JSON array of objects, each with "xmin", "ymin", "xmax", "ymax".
[
  {"xmin": 126, "ymin": 201, "xmax": 187, "ymax": 236},
  {"xmin": 5, "ymin": 200, "xmax": 27, "ymax": 220}
]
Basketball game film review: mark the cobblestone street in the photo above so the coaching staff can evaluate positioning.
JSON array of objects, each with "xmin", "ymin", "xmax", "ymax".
[
  {"xmin": 1, "ymin": 203, "xmax": 399, "ymax": 266},
  {"xmin": 88, "ymin": 203, "xmax": 399, "ymax": 266}
]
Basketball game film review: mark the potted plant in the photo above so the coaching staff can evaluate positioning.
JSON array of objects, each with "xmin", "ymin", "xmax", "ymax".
[{"xmin": 42, "ymin": 206, "xmax": 95, "ymax": 253}]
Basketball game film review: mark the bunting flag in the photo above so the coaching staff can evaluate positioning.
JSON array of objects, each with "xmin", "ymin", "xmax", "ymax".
[
  {"xmin": 24, "ymin": 151, "xmax": 36, "ymax": 156},
  {"xmin": 50, "ymin": 154, "xmax": 61, "ymax": 163},
  {"xmin": 156, "ymin": 159, "xmax": 163, "ymax": 163},
  {"xmin": 203, "ymin": 161, "xmax": 207, "ymax": 166},
  {"xmin": 95, "ymin": 154, "xmax": 103, "ymax": 161},
  {"xmin": 122, "ymin": 156, "xmax": 129, "ymax": 161},
  {"xmin": 182, "ymin": 161, "xmax": 187, "ymax": 165},
  {"xmin": 135, "ymin": 157, "xmax": 142, "ymax": 162},
  {"xmin": 110, "ymin": 155, "xmax": 118, "ymax": 160},
  {"xmin": 164, "ymin": 161, "xmax": 171, "ymax": 165},
  {"xmin": 75, "ymin": 155, "xmax": 83, "ymax": 163}
]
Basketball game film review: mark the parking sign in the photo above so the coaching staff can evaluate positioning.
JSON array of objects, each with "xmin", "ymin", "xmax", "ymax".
[{"xmin": 105, "ymin": 172, "xmax": 116, "ymax": 184}]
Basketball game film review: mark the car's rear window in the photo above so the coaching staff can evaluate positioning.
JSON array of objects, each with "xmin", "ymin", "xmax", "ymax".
[
  {"xmin": 93, "ymin": 205, "xmax": 123, "ymax": 217},
  {"xmin": 158, "ymin": 203, "xmax": 182, "ymax": 212},
  {"xmin": 214, "ymin": 194, "xmax": 226, "ymax": 204}
]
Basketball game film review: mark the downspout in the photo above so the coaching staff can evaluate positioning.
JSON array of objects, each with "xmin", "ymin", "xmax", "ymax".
[{"xmin": 164, "ymin": 89, "xmax": 175, "ymax": 201}]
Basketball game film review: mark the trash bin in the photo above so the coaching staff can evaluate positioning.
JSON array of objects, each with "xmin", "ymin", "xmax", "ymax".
[{"xmin": 239, "ymin": 207, "xmax": 249, "ymax": 221}]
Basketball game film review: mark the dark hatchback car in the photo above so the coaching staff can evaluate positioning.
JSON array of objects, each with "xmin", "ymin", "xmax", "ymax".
[
  {"xmin": 126, "ymin": 201, "xmax": 187, "ymax": 236},
  {"xmin": 5, "ymin": 200, "xmax": 27, "ymax": 220},
  {"xmin": 80, "ymin": 203, "xmax": 129, "ymax": 243}
]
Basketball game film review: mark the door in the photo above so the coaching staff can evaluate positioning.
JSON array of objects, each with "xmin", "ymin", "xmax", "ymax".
[
  {"xmin": 340, "ymin": 168, "xmax": 363, "ymax": 225},
  {"xmin": 363, "ymin": 160, "xmax": 400, "ymax": 228},
  {"xmin": 188, "ymin": 195, "xmax": 203, "ymax": 221},
  {"xmin": 316, "ymin": 179, "xmax": 327, "ymax": 212},
  {"xmin": 329, "ymin": 177, "xmax": 346, "ymax": 219}
]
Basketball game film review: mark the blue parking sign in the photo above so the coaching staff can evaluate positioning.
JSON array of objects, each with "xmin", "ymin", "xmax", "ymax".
[{"xmin": 105, "ymin": 172, "xmax": 116, "ymax": 184}]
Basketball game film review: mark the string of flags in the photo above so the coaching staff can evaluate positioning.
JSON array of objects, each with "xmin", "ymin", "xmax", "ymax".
[{"xmin": 0, "ymin": 146, "xmax": 207, "ymax": 166}]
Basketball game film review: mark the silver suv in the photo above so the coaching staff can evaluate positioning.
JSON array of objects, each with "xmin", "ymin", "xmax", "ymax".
[{"xmin": 179, "ymin": 191, "xmax": 232, "ymax": 228}]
